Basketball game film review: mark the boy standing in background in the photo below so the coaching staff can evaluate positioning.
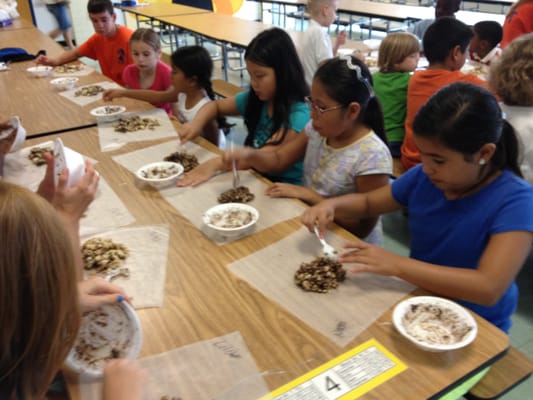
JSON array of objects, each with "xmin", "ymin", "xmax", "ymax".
[
  {"xmin": 36, "ymin": 0, "xmax": 133, "ymax": 86},
  {"xmin": 301, "ymin": 0, "xmax": 346, "ymax": 87}
]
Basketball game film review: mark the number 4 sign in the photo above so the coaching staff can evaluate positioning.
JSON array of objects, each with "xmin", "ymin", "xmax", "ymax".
[{"xmin": 260, "ymin": 339, "xmax": 407, "ymax": 400}]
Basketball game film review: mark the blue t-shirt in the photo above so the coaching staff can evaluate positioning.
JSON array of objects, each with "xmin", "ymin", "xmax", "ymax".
[
  {"xmin": 392, "ymin": 166, "xmax": 533, "ymax": 332},
  {"xmin": 235, "ymin": 90, "xmax": 310, "ymax": 185}
]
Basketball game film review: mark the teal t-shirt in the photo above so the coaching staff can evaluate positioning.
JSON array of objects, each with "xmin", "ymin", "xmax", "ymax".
[
  {"xmin": 372, "ymin": 71, "xmax": 411, "ymax": 144},
  {"xmin": 235, "ymin": 90, "xmax": 310, "ymax": 185}
]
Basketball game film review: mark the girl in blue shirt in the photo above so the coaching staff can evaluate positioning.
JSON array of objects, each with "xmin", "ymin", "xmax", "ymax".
[
  {"xmin": 302, "ymin": 82, "xmax": 533, "ymax": 334},
  {"xmin": 178, "ymin": 27, "xmax": 310, "ymax": 186}
]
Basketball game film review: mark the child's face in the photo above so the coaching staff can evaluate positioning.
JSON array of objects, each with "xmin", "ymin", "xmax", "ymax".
[
  {"xmin": 89, "ymin": 11, "xmax": 116, "ymax": 38},
  {"xmin": 394, "ymin": 52, "xmax": 420, "ymax": 72},
  {"xmin": 415, "ymin": 135, "xmax": 485, "ymax": 197},
  {"xmin": 170, "ymin": 66, "xmax": 192, "ymax": 92},
  {"xmin": 469, "ymin": 34, "xmax": 489, "ymax": 58},
  {"xmin": 323, "ymin": 0, "xmax": 339, "ymax": 26},
  {"xmin": 246, "ymin": 60, "xmax": 276, "ymax": 102},
  {"xmin": 308, "ymin": 79, "xmax": 352, "ymax": 139},
  {"xmin": 131, "ymin": 40, "xmax": 160, "ymax": 71}
]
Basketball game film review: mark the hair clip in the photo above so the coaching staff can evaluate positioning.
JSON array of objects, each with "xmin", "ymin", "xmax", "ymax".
[{"xmin": 340, "ymin": 54, "xmax": 375, "ymax": 98}]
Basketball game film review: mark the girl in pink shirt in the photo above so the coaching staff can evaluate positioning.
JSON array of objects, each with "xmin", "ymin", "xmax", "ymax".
[{"xmin": 122, "ymin": 28, "xmax": 173, "ymax": 114}]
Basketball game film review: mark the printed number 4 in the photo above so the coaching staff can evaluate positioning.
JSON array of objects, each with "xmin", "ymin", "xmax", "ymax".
[{"xmin": 326, "ymin": 376, "xmax": 341, "ymax": 392}]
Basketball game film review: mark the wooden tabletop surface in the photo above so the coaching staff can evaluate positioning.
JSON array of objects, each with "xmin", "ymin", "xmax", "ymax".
[
  {"xmin": 117, "ymin": 2, "xmax": 211, "ymax": 18},
  {"xmin": 19, "ymin": 126, "xmax": 509, "ymax": 400},
  {"xmin": 0, "ymin": 16, "xmax": 35, "ymax": 31}
]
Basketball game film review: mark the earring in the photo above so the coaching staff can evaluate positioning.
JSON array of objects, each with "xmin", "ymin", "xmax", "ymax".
[{"xmin": 479, "ymin": 159, "xmax": 486, "ymax": 165}]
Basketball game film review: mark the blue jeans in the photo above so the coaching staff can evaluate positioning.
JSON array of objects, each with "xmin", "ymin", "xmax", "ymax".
[{"xmin": 46, "ymin": 3, "xmax": 72, "ymax": 31}]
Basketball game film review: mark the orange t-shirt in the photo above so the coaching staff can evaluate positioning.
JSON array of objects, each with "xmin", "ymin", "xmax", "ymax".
[
  {"xmin": 401, "ymin": 70, "xmax": 486, "ymax": 171},
  {"xmin": 77, "ymin": 25, "xmax": 133, "ymax": 86}
]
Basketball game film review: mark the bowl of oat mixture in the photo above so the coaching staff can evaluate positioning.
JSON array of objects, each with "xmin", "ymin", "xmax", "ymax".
[
  {"xmin": 203, "ymin": 203, "xmax": 259, "ymax": 238},
  {"xmin": 65, "ymin": 301, "xmax": 142, "ymax": 380},
  {"xmin": 393, "ymin": 296, "xmax": 477, "ymax": 352},
  {"xmin": 136, "ymin": 161, "xmax": 184, "ymax": 189}
]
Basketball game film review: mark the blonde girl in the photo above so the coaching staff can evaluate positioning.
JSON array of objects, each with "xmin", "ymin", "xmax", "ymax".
[
  {"xmin": 121, "ymin": 28, "xmax": 174, "ymax": 115},
  {"xmin": 489, "ymin": 33, "xmax": 533, "ymax": 183},
  {"xmin": 104, "ymin": 45, "xmax": 226, "ymax": 147},
  {"xmin": 373, "ymin": 32, "xmax": 420, "ymax": 158},
  {"xmin": 0, "ymin": 179, "xmax": 144, "ymax": 399},
  {"xmin": 224, "ymin": 55, "xmax": 391, "ymax": 244}
]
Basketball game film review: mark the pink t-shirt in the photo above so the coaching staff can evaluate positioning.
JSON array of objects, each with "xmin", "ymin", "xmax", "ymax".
[{"xmin": 122, "ymin": 60, "xmax": 173, "ymax": 114}]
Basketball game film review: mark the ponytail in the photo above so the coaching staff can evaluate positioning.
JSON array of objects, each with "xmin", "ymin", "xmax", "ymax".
[
  {"xmin": 493, "ymin": 120, "xmax": 523, "ymax": 177},
  {"xmin": 362, "ymin": 97, "xmax": 388, "ymax": 146}
]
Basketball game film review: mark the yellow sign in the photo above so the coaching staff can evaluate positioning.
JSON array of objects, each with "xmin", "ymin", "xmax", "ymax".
[{"xmin": 260, "ymin": 339, "xmax": 407, "ymax": 400}]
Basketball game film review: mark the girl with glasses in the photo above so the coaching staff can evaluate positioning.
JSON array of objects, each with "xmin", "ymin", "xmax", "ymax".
[{"xmin": 221, "ymin": 55, "xmax": 391, "ymax": 244}]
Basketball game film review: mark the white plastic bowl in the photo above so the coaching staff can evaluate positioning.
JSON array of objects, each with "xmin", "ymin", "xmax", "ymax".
[
  {"xmin": 65, "ymin": 301, "xmax": 142, "ymax": 381},
  {"xmin": 90, "ymin": 105, "xmax": 126, "ymax": 122},
  {"xmin": 50, "ymin": 77, "xmax": 79, "ymax": 91},
  {"xmin": 53, "ymin": 138, "xmax": 85, "ymax": 187},
  {"xmin": 203, "ymin": 203, "xmax": 259, "ymax": 238},
  {"xmin": 392, "ymin": 296, "xmax": 477, "ymax": 352},
  {"xmin": 0, "ymin": 116, "xmax": 26, "ymax": 153},
  {"xmin": 136, "ymin": 161, "xmax": 184, "ymax": 189},
  {"xmin": 27, "ymin": 65, "xmax": 53, "ymax": 78}
]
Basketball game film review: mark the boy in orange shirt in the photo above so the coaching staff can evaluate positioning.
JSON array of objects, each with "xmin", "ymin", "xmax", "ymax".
[
  {"xmin": 401, "ymin": 17, "xmax": 486, "ymax": 171},
  {"xmin": 36, "ymin": 0, "xmax": 133, "ymax": 86}
]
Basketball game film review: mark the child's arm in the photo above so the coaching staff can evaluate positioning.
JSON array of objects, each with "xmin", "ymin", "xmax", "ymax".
[
  {"xmin": 302, "ymin": 184, "xmax": 401, "ymax": 235},
  {"xmin": 103, "ymin": 86, "xmax": 178, "ymax": 104},
  {"xmin": 333, "ymin": 31, "xmax": 347, "ymax": 56},
  {"xmin": 103, "ymin": 359, "xmax": 145, "ymax": 400},
  {"xmin": 333, "ymin": 173, "xmax": 391, "ymax": 239},
  {"xmin": 223, "ymin": 131, "xmax": 308, "ymax": 174},
  {"xmin": 35, "ymin": 49, "xmax": 79, "ymax": 67},
  {"xmin": 340, "ymin": 230, "xmax": 532, "ymax": 306},
  {"xmin": 179, "ymin": 97, "xmax": 239, "ymax": 143},
  {"xmin": 176, "ymin": 157, "xmax": 225, "ymax": 187},
  {"xmin": 266, "ymin": 182, "xmax": 323, "ymax": 204}
]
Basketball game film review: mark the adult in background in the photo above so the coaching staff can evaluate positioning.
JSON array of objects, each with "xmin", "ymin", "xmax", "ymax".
[
  {"xmin": 409, "ymin": 0, "xmax": 461, "ymax": 41},
  {"xmin": 45, "ymin": 0, "xmax": 75, "ymax": 50}
]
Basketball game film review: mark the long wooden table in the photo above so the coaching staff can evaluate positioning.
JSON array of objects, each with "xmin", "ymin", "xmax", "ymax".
[
  {"xmin": 0, "ymin": 16, "xmax": 35, "ymax": 31},
  {"xmin": 20, "ymin": 126, "xmax": 510, "ymax": 400},
  {"xmin": 117, "ymin": 2, "xmax": 211, "ymax": 28},
  {"xmin": 0, "ymin": 27, "xmax": 153, "ymax": 137}
]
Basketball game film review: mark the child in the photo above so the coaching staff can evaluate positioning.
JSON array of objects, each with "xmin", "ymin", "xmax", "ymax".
[
  {"xmin": 469, "ymin": 21, "xmax": 503, "ymax": 65},
  {"xmin": 303, "ymin": 82, "xmax": 533, "ymax": 336},
  {"xmin": 103, "ymin": 45, "xmax": 226, "ymax": 147},
  {"xmin": 501, "ymin": 0, "xmax": 533, "ymax": 48},
  {"xmin": 36, "ymin": 0, "xmax": 133, "ymax": 86},
  {"xmin": 121, "ymin": 28, "xmax": 174, "ymax": 115},
  {"xmin": 225, "ymin": 55, "xmax": 391, "ymax": 244},
  {"xmin": 408, "ymin": 0, "xmax": 461, "ymax": 41},
  {"xmin": 373, "ymin": 32, "xmax": 420, "ymax": 158},
  {"xmin": 301, "ymin": 0, "xmax": 347, "ymax": 87},
  {"xmin": 45, "ymin": 0, "xmax": 75, "ymax": 50},
  {"xmin": 401, "ymin": 17, "xmax": 486, "ymax": 171},
  {"xmin": 0, "ymin": 177, "xmax": 144, "ymax": 399},
  {"xmin": 177, "ymin": 28, "xmax": 310, "ymax": 186},
  {"xmin": 489, "ymin": 33, "xmax": 533, "ymax": 184}
]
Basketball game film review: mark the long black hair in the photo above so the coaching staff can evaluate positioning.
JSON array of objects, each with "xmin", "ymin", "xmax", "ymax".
[
  {"xmin": 314, "ymin": 55, "xmax": 388, "ymax": 145},
  {"xmin": 171, "ymin": 46, "xmax": 232, "ymax": 132},
  {"xmin": 243, "ymin": 28, "xmax": 309, "ymax": 147},
  {"xmin": 413, "ymin": 82, "xmax": 522, "ymax": 177}
]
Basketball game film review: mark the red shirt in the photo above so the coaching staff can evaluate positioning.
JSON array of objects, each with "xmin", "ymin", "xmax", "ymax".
[
  {"xmin": 501, "ymin": 3, "xmax": 533, "ymax": 48},
  {"xmin": 77, "ymin": 25, "xmax": 134, "ymax": 86},
  {"xmin": 401, "ymin": 69, "xmax": 486, "ymax": 171}
]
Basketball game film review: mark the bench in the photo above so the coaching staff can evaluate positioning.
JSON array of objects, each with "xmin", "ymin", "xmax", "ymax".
[
  {"xmin": 212, "ymin": 79, "xmax": 245, "ymax": 99},
  {"xmin": 465, "ymin": 347, "xmax": 533, "ymax": 400}
]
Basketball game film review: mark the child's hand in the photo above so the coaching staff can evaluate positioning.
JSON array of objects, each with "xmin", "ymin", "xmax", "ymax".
[
  {"xmin": 35, "ymin": 54, "xmax": 55, "ymax": 66},
  {"xmin": 103, "ymin": 359, "xmax": 146, "ymax": 400},
  {"xmin": 178, "ymin": 122, "xmax": 201, "ymax": 144},
  {"xmin": 266, "ymin": 182, "xmax": 304, "ymax": 199},
  {"xmin": 78, "ymin": 277, "xmax": 131, "ymax": 313},
  {"xmin": 102, "ymin": 89, "xmax": 122, "ymax": 102},
  {"xmin": 221, "ymin": 146, "xmax": 253, "ymax": 169},
  {"xmin": 340, "ymin": 240, "xmax": 402, "ymax": 277},
  {"xmin": 301, "ymin": 200, "xmax": 336, "ymax": 235},
  {"xmin": 0, "ymin": 121, "xmax": 16, "ymax": 155},
  {"xmin": 51, "ymin": 159, "xmax": 99, "ymax": 222},
  {"xmin": 176, "ymin": 157, "xmax": 223, "ymax": 187},
  {"xmin": 335, "ymin": 31, "xmax": 347, "ymax": 47}
]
